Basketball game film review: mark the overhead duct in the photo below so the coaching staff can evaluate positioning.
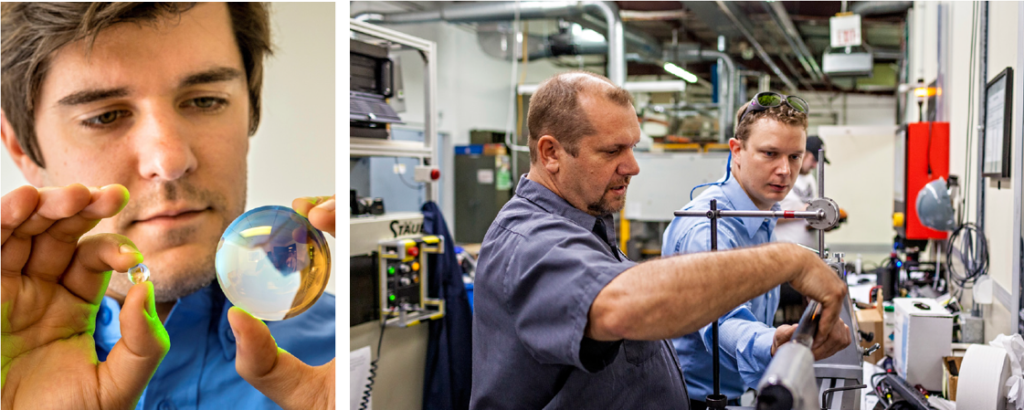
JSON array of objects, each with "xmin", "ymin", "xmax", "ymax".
[
  {"xmin": 568, "ymin": 13, "xmax": 663, "ymax": 61},
  {"xmin": 850, "ymin": 1, "xmax": 913, "ymax": 17},
  {"xmin": 476, "ymin": 22, "xmax": 611, "ymax": 61},
  {"xmin": 354, "ymin": 1, "xmax": 627, "ymax": 85}
]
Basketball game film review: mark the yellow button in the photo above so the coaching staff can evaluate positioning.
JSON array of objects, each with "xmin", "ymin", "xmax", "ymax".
[
  {"xmin": 412, "ymin": 262, "xmax": 420, "ymax": 271},
  {"xmin": 893, "ymin": 212, "xmax": 905, "ymax": 228}
]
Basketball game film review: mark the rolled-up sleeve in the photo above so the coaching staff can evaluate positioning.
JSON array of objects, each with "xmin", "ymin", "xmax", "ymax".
[
  {"xmin": 699, "ymin": 306, "xmax": 776, "ymax": 389},
  {"xmin": 505, "ymin": 220, "xmax": 633, "ymax": 373}
]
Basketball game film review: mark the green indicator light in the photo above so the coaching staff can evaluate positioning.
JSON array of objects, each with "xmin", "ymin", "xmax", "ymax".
[
  {"xmin": 388, "ymin": 266, "xmax": 395, "ymax": 275},
  {"xmin": 389, "ymin": 294, "xmax": 396, "ymax": 301}
]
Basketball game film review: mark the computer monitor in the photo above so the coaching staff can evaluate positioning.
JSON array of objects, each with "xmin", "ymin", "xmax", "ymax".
[{"xmin": 983, "ymin": 67, "xmax": 1013, "ymax": 178}]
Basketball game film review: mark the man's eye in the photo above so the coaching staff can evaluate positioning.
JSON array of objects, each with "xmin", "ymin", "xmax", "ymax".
[
  {"xmin": 83, "ymin": 110, "xmax": 129, "ymax": 127},
  {"xmin": 186, "ymin": 97, "xmax": 227, "ymax": 110},
  {"xmin": 764, "ymin": 151, "xmax": 776, "ymax": 157}
]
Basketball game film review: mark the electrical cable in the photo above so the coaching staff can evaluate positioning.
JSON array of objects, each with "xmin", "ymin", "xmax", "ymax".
[
  {"xmin": 689, "ymin": 152, "xmax": 732, "ymax": 200},
  {"xmin": 946, "ymin": 222, "xmax": 988, "ymax": 300},
  {"xmin": 359, "ymin": 307, "xmax": 394, "ymax": 410}
]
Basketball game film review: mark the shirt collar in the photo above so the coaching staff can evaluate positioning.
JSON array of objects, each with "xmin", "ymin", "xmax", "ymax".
[
  {"xmin": 720, "ymin": 175, "xmax": 781, "ymax": 239},
  {"xmin": 515, "ymin": 175, "xmax": 618, "ymax": 247}
]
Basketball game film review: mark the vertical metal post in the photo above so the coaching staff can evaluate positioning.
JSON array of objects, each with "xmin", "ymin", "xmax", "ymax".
[
  {"xmin": 975, "ymin": 1, "xmax": 988, "ymax": 231},
  {"xmin": 818, "ymin": 148, "xmax": 826, "ymax": 258},
  {"xmin": 425, "ymin": 38, "xmax": 440, "ymax": 203},
  {"xmin": 710, "ymin": 199, "xmax": 721, "ymax": 399}
]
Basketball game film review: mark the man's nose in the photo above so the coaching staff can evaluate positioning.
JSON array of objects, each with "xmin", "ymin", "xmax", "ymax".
[
  {"xmin": 135, "ymin": 109, "xmax": 197, "ymax": 181},
  {"xmin": 777, "ymin": 159, "xmax": 792, "ymax": 177},
  {"xmin": 620, "ymin": 149, "xmax": 640, "ymax": 176}
]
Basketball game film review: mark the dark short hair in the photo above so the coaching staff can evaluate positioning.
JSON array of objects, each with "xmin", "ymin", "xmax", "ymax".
[
  {"xmin": 527, "ymin": 71, "xmax": 634, "ymax": 162},
  {"xmin": 733, "ymin": 101, "xmax": 809, "ymax": 144},
  {"xmin": 1, "ymin": 2, "xmax": 272, "ymax": 168}
]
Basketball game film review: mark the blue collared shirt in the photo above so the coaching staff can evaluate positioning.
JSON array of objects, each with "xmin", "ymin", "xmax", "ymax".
[
  {"xmin": 94, "ymin": 283, "xmax": 335, "ymax": 410},
  {"xmin": 471, "ymin": 176, "xmax": 689, "ymax": 409},
  {"xmin": 661, "ymin": 176, "xmax": 780, "ymax": 401}
]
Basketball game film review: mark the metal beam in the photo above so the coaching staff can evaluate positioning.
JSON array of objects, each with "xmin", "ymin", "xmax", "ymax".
[
  {"xmin": 764, "ymin": 2, "xmax": 826, "ymax": 82},
  {"xmin": 714, "ymin": 1, "xmax": 798, "ymax": 92}
]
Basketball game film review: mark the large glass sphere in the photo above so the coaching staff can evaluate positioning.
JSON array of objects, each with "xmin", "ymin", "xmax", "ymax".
[{"xmin": 215, "ymin": 205, "xmax": 331, "ymax": 320}]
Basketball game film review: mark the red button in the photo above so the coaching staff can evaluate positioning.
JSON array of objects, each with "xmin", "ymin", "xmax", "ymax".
[
  {"xmin": 430, "ymin": 169, "xmax": 441, "ymax": 180},
  {"xmin": 408, "ymin": 246, "xmax": 419, "ymax": 257}
]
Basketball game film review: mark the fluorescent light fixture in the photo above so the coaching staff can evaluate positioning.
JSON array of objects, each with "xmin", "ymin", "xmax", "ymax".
[{"xmin": 663, "ymin": 62, "xmax": 698, "ymax": 83}]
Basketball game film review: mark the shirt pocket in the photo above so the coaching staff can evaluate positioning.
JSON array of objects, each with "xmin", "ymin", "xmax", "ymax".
[{"xmin": 622, "ymin": 340, "xmax": 661, "ymax": 366}]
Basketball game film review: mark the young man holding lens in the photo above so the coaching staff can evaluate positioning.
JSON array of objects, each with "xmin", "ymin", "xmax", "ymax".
[{"xmin": 661, "ymin": 93, "xmax": 850, "ymax": 409}]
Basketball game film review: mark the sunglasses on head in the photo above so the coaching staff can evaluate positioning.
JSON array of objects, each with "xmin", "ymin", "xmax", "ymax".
[{"xmin": 738, "ymin": 92, "xmax": 809, "ymax": 123}]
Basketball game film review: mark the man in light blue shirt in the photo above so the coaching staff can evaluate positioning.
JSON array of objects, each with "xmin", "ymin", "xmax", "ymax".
[{"xmin": 662, "ymin": 94, "xmax": 850, "ymax": 409}]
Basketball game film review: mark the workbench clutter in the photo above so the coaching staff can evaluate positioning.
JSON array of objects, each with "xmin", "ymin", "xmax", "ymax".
[
  {"xmin": 954, "ymin": 334, "xmax": 1024, "ymax": 410},
  {"xmin": 893, "ymin": 298, "xmax": 953, "ymax": 391}
]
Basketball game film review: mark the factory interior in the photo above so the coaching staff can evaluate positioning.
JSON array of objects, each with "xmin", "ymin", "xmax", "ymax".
[{"xmin": 347, "ymin": 2, "xmax": 1024, "ymax": 409}]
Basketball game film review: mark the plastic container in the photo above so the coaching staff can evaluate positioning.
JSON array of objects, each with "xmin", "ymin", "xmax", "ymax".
[{"xmin": 883, "ymin": 303, "xmax": 895, "ymax": 357}]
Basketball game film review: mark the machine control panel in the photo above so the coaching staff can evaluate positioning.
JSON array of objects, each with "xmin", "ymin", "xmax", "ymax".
[{"xmin": 377, "ymin": 235, "xmax": 445, "ymax": 326}]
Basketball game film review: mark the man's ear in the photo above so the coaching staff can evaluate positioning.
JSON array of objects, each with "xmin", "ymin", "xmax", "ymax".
[
  {"xmin": 728, "ymin": 137, "xmax": 743, "ymax": 170},
  {"xmin": 536, "ymin": 135, "xmax": 562, "ymax": 175},
  {"xmin": 1, "ymin": 110, "xmax": 46, "ymax": 185}
]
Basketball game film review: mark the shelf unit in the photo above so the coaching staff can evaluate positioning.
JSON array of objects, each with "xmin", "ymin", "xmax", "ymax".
[{"xmin": 350, "ymin": 19, "xmax": 439, "ymax": 203}]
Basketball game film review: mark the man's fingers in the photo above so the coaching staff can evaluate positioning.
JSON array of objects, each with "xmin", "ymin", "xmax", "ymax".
[
  {"xmin": 307, "ymin": 198, "xmax": 335, "ymax": 237},
  {"xmin": 292, "ymin": 196, "xmax": 335, "ymax": 237},
  {"xmin": 812, "ymin": 321, "xmax": 851, "ymax": 360},
  {"xmin": 59, "ymin": 234, "xmax": 143, "ymax": 304},
  {"xmin": 229, "ymin": 307, "xmax": 333, "ymax": 410},
  {"xmin": 97, "ymin": 281, "xmax": 169, "ymax": 409},
  {"xmin": 10, "ymin": 184, "xmax": 92, "ymax": 240},
  {"xmin": 1, "ymin": 185, "xmax": 39, "ymax": 245},
  {"xmin": 44, "ymin": 185, "xmax": 130, "ymax": 243}
]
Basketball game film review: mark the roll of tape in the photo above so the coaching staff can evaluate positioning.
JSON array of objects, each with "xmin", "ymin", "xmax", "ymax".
[{"xmin": 956, "ymin": 345, "xmax": 1011, "ymax": 410}]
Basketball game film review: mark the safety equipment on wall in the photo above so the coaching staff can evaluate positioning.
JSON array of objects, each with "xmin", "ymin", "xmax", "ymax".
[{"xmin": 915, "ymin": 177, "xmax": 956, "ymax": 232}]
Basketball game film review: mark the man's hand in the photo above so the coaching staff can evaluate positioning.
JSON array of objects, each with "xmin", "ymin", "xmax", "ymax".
[
  {"xmin": 2, "ymin": 184, "xmax": 170, "ymax": 410},
  {"xmin": 771, "ymin": 319, "xmax": 851, "ymax": 360},
  {"xmin": 227, "ymin": 195, "xmax": 336, "ymax": 410},
  {"xmin": 228, "ymin": 307, "xmax": 334, "ymax": 410},
  {"xmin": 771, "ymin": 324, "xmax": 796, "ymax": 356},
  {"xmin": 292, "ymin": 196, "xmax": 335, "ymax": 237},
  {"xmin": 785, "ymin": 250, "xmax": 850, "ymax": 356}
]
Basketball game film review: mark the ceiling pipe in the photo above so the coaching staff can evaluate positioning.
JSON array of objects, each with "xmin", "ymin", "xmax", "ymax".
[
  {"xmin": 763, "ymin": 2, "xmax": 826, "ymax": 83},
  {"xmin": 352, "ymin": 2, "xmax": 583, "ymax": 24},
  {"xmin": 714, "ymin": 1, "xmax": 798, "ymax": 92},
  {"xmin": 850, "ymin": 1, "xmax": 913, "ymax": 17},
  {"xmin": 683, "ymin": 48, "xmax": 736, "ymax": 142},
  {"xmin": 569, "ymin": 12, "xmax": 663, "ymax": 61},
  {"xmin": 353, "ymin": 1, "xmax": 626, "ymax": 85}
]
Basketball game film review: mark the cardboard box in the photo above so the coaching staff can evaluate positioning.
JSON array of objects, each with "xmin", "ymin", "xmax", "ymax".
[
  {"xmin": 942, "ymin": 355, "xmax": 963, "ymax": 401},
  {"xmin": 855, "ymin": 307, "xmax": 885, "ymax": 364},
  {"xmin": 893, "ymin": 298, "xmax": 953, "ymax": 391}
]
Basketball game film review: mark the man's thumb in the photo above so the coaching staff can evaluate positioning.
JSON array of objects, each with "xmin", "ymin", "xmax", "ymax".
[
  {"xmin": 99, "ymin": 282, "xmax": 170, "ymax": 409},
  {"xmin": 229, "ymin": 305, "xmax": 321, "ymax": 407}
]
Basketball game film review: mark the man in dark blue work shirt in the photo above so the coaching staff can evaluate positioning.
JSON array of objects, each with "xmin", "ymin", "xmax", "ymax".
[{"xmin": 471, "ymin": 71, "xmax": 851, "ymax": 409}]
